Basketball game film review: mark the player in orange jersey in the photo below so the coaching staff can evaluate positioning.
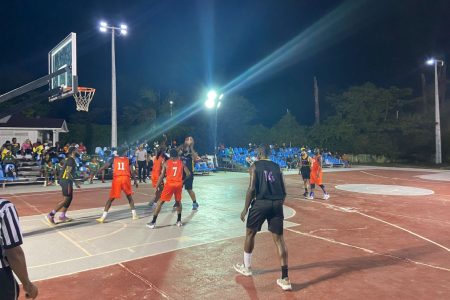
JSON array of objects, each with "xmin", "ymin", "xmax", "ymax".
[
  {"xmin": 96, "ymin": 148, "xmax": 139, "ymax": 223},
  {"xmin": 309, "ymin": 149, "xmax": 330, "ymax": 200},
  {"xmin": 149, "ymin": 146, "xmax": 167, "ymax": 208},
  {"xmin": 147, "ymin": 148, "xmax": 191, "ymax": 228}
]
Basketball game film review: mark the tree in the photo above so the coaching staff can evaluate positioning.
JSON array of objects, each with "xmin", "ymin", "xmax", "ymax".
[{"xmin": 270, "ymin": 111, "xmax": 305, "ymax": 146}]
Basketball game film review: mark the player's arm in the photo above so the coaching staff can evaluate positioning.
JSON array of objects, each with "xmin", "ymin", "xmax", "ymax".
[
  {"xmin": 241, "ymin": 164, "xmax": 256, "ymax": 222},
  {"xmin": 280, "ymin": 171, "xmax": 287, "ymax": 202},
  {"xmin": 155, "ymin": 162, "xmax": 167, "ymax": 190},
  {"xmin": 130, "ymin": 162, "xmax": 138, "ymax": 188}
]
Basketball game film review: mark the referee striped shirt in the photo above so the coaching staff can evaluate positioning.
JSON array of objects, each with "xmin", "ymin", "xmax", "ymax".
[{"xmin": 0, "ymin": 199, "xmax": 23, "ymax": 268}]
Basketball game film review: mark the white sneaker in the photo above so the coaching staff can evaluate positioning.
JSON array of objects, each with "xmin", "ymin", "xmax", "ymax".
[
  {"xmin": 306, "ymin": 196, "xmax": 314, "ymax": 200},
  {"xmin": 146, "ymin": 222, "xmax": 156, "ymax": 229},
  {"xmin": 176, "ymin": 221, "xmax": 183, "ymax": 227},
  {"xmin": 277, "ymin": 278, "xmax": 292, "ymax": 291},
  {"xmin": 233, "ymin": 263, "xmax": 253, "ymax": 276},
  {"xmin": 323, "ymin": 194, "xmax": 330, "ymax": 200}
]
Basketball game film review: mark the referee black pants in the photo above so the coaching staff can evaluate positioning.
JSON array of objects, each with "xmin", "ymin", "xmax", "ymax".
[
  {"xmin": 0, "ymin": 267, "xmax": 19, "ymax": 300},
  {"xmin": 137, "ymin": 161, "xmax": 146, "ymax": 181}
]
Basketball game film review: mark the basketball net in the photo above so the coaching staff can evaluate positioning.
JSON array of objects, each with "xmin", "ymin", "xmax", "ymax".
[{"xmin": 73, "ymin": 87, "xmax": 95, "ymax": 112}]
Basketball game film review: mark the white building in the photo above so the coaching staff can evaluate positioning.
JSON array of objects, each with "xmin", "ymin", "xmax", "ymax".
[{"xmin": 0, "ymin": 114, "xmax": 69, "ymax": 145}]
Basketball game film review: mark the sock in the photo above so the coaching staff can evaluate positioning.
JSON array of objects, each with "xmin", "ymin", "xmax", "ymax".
[
  {"xmin": 49, "ymin": 210, "xmax": 56, "ymax": 217},
  {"xmin": 244, "ymin": 252, "xmax": 252, "ymax": 268},
  {"xmin": 131, "ymin": 209, "xmax": 137, "ymax": 217},
  {"xmin": 310, "ymin": 191, "xmax": 314, "ymax": 197},
  {"xmin": 281, "ymin": 265, "xmax": 288, "ymax": 279},
  {"xmin": 60, "ymin": 211, "xmax": 66, "ymax": 218},
  {"xmin": 192, "ymin": 200, "xmax": 197, "ymax": 204},
  {"xmin": 177, "ymin": 213, "xmax": 181, "ymax": 222},
  {"xmin": 151, "ymin": 215, "xmax": 158, "ymax": 223},
  {"xmin": 101, "ymin": 211, "xmax": 108, "ymax": 219}
]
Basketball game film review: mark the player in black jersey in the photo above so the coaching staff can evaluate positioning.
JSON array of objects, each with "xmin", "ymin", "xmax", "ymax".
[
  {"xmin": 176, "ymin": 136, "xmax": 199, "ymax": 210},
  {"xmin": 234, "ymin": 145, "xmax": 292, "ymax": 291},
  {"xmin": 299, "ymin": 148, "xmax": 313, "ymax": 199}
]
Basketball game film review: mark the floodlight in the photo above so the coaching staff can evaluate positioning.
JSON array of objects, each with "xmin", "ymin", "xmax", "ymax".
[
  {"xmin": 169, "ymin": 101, "xmax": 174, "ymax": 104},
  {"xmin": 217, "ymin": 101, "xmax": 222, "ymax": 108},
  {"xmin": 120, "ymin": 29, "xmax": 127, "ymax": 35},
  {"xmin": 426, "ymin": 59, "xmax": 435, "ymax": 66},
  {"xmin": 207, "ymin": 90, "xmax": 218, "ymax": 100},
  {"xmin": 219, "ymin": 93, "xmax": 224, "ymax": 100},
  {"xmin": 121, "ymin": 24, "xmax": 128, "ymax": 29},
  {"xmin": 100, "ymin": 26, "xmax": 107, "ymax": 32},
  {"xmin": 100, "ymin": 21, "xmax": 108, "ymax": 27},
  {"xmin": 205, "ymin": 98, "xmax": 215, "ymax": 109}
]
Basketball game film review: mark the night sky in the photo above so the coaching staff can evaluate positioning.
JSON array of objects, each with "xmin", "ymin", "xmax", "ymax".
[{"xmin": 1, "ymin": 0, "xmax": 450, "ymax": 126}]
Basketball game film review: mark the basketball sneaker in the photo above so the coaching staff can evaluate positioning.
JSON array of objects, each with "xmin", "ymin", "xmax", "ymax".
[
  {"xmin": 96, "ymin": 217, "xmax": 105, "ymax": 223},
  {"xmin": 132, "ymin": 214, "xmax": 139, "ymax": 220},
  {"xmin": 277, "ymin": 278, "xmax": 292, "ymax": 291},
  {"xmin": 323, "ymin": 193, "xmax": 330, "ymax": 200},
  {"xmin": 59, "ymin": 216, "xmax": 73, "ymax": 223},
  {"xmin": 45, "ymin": 214, "xmax": 55, "ymax": 225},
  {"xmin": 176, "ymin": 221, "xmax": 183, "ymax": 227},
  {"xmin": 192, "ymin": 202, "xmax": 199, "ymax": 210},
  {"xmin": 146, "ymin": 222, "xmax": 156, "ymax": 229},
  {"xmin": 234, "ymin": 263, "xmax": 253, "ymax": 276}
]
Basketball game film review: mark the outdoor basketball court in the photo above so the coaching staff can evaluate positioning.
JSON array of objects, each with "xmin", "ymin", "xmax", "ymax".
[{"xmin": 1, "ymin": 166, "xmax": 449, "ymax": 299}]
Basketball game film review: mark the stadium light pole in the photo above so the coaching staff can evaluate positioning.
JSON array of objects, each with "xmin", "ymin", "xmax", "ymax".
[
  {"xmin": 426, "ymin": 58, "xmax": 444, "ymax": 164},
  {"xmin": 100, "ymin": 21, "xmax": 128, "ymax": 148},
  {"xmin": 205, "ymin": 90, "xmax": 224, "ymax": 155},
  {"xmin": 169, "ymin": 100, "xmax": 174, "ymax": 117}
]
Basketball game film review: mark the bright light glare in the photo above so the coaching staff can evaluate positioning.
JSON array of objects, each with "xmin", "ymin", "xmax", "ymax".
[
  {"xmin": 207, "ymin": 90, "xmax": 218, "ymax": 100},
  {"xmin": 205, "ymin": 98, "xmax": 215, "ymax": 109},
  {"xmin": 120, "ymin": 29, "xmax": 127, "ymax": 35},
  {"xmin": 120, "ymin": 24, "xmax": 128, "ymax": 29},
  {"xmin": 426, "ymin": 59, "xmax": 435, "ymax": 66},
  {"xmin": 219, "ymin": 93, "xmax": 224, "ymax": 100},
  {"xmin": 100, "ymin": 21, "xmax": 107, "ymax": 27},
  {"xmin": 100, "ymin": 26, "xmax": 107, "ymax": 32},
  {"xmin": 217, "ymin": 101, "xmax": 222, "ymax": 108},
  {"xmin": 169, "ymin": 101, "xmax": 174, "ymax": 104}
]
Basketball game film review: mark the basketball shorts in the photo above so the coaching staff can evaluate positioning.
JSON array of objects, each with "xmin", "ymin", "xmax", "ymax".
[
  {"xmin": 60, "ymin": 180, "xmax": 73, "ymax": 197},
  {"xmin": 0, "ymin": 267, "xmax": 20, "ymax": 300},
  {"xmin": 300, "ymin": 167, "xmax": 311, "ymax": 180},
  {"xmin": 110, "ymin": 176, "xmax": 133, "ymax": 199},
  {"xmin": 160, "ymin": 183, "xmax": 183, "ymax": 202},
  {"xmin": 246, "ymin": 199, "xmax": 284, "ymax": 235},
  {"xmin": 310, "ymin": 170, "xmax": 323, "ymax": 185},
  {"xmin": 183, "ymin": 173, "xmax": 194, "ymax": 190}
]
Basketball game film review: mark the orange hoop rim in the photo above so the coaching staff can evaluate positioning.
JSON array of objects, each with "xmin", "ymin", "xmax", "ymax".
[{"xmin": 63, "ymin": 86, "xmax": 96, "ymax": 93}]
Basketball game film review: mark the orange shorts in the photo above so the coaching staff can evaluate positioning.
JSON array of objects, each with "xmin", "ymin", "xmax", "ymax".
[
  {"xmin": 152, "ymin": 175, "xmax": 161, "ymax": 188},
  {"xmin": 310, "ymin": 170, "xmax": 323, "ymax": 185},
  {"xmin": 160, "ymin": 183, "xmax": 182, "ymax": 202},
  {"xmin": 110, "ymin": 176, "xmax": 133, "ymax": 199}
]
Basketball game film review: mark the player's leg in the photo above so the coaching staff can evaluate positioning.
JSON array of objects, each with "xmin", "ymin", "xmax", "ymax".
[
  {"xmin": 122, "ymin": 177, "xmax": 138, "ymax": 219},
  {"xmin": 138, "ymin": 162, "xmax": 143, "ymax": 183},
  {"xmin": 147, "ymin": 184, "xmax": 172, "ymax": 228},
  {"xmin": 268, "ymin": 200, "xmax": 292, "ymax": 291},
  {"xmin": 97, "ymin": 178, "xmax": 121, "ymax": 223},
  {"xmin": 96, "ymin": 198, "xmax": 114, "ymax": 223},
  {"xmin": 45, "ymin": 182, "xmax": 73, "ymax": 224},
  {"xmin": 175, "ymin": 185, "xmax": 183, "ymax": 226},
  {"xmin": 318, "ymin": 172, "xmax": 330, "ymax": 199},
  {"xmin": 184, "ymin": 176, "xmax": 198, "ymax": 210}
]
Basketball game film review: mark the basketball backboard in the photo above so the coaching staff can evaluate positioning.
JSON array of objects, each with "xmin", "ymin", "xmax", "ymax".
[{"xmin": 48, "ymin": 32, "xmax": 77, "ymax": 101}]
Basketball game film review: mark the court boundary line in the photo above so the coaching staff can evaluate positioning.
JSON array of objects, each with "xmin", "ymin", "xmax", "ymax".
[
  {"xmin": 290, "ymin": 196, "xmax": 450, "ymax": 254},
  {"xmin": 118, "ymin": 263, "xmax": 171, "ymax": 299}
]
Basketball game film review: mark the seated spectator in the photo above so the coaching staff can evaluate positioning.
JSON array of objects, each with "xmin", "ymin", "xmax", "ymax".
[
  {"xmin": 44, "ymin": 160, "xmax": 56, "ymax": 186},
  {"xmin": 78, "ymin": 142, "xmax": 87, "ymax": 153},
  {"xmin": 11, "ymin": 138, "xmax": 20, "ymax": 156},
  {"xmin": 86, "ymin": 156, "xmax": 100, "ymax": 184},
  {"xmin": 33, "ymin": 141, "xmax": 44, "ymax": 160},
  {"xmin": 21, "ymin": 139, "xmax": 33, "ymax": 155},
  {"xmin": 1, "ymin": 141, "xmax": 12, "ymax": 160},
  {"xmin": 63, "ymin": 143, "xmax": 70, "ymax": 153},
  {"xmin": 2, "ymin": 150, "xmax": 17, "ymax": 178}
]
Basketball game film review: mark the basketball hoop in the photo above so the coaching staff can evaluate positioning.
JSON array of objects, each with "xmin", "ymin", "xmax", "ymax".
[{"xmin": 73, "ymin": 87, "xmax": 95, "ymax": 112}]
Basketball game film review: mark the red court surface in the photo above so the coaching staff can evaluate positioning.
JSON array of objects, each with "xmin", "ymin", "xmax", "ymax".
[{"xmin": 2, "ymin": 167, "xmax": 450, "ymax": 300}]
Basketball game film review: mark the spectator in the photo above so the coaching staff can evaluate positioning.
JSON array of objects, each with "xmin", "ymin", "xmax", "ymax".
[
  {"xmin": 78, "ymin": 142, "xmax": 87, "ymax": 153},
  {"xmin": 63, "ymin": 143, "xmax": 70, "ymax": 153},
  {"xmin": 21, "ymin": 139, "xmax": 32, "ymax": 156},
  {"xmin": 32, "ymin": 142, "xmax": 44, "ymax": 160},
  {"xmin": 0, "ymin": 198, "xmax": 39, "ymax": 299},
  {"xmin": 11, "ymin": 138, "xmax": 20, "ymax": 156},
  {"xmin": 1, "ymin": 141, "xmax": 12, "ymax": 160},
  {"xmin": 146, "ymin": 154, "xmax": 153, "ymax": 180},
  {"xmin": 135, "ymin": 144, "xmax": 148, "ymax": 183}
]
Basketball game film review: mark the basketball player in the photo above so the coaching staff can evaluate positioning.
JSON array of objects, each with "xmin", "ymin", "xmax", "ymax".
[
  {"xmin": 234, "ymin": 145, "xmax": 292, "ymax": 291},
  {"xmin": 149, "ymin": 146, "xmax": 167, "ymax": 207},
  {"xmin": 146, "ymin": 148, "xmax": 191, "ymax": 229},
  {"xmin": 177, "ymin": 136, "xmax": 199, "ymax": 210},
  {"xmin": 45, "ymin": 147, "xmax": 81, "ymax": 225},
  {"xmin": 96, "ymin": 148, "xmax": 139, "ymax": 223},
  {"xmin": 299, "ymin": 148, "xmax": 313, "ymax": 200},
  {"xmin": 309, "ymin": 150, "xmax": 330, "ymax": 200}
]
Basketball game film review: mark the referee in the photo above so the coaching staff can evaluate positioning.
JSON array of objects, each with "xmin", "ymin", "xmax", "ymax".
[
  {"xmin": 1, "ymin": 199, "xmax": 38, "ymax": 299},
  {"xmin": 234, "ymin": 145, "xmax": 292, "ymax": 291}
]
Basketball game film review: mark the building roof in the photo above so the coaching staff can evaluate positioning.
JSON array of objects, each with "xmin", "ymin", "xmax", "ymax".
[{"xmin": 0, "ymin": 114, "xmax": 68, "ymax": 132}]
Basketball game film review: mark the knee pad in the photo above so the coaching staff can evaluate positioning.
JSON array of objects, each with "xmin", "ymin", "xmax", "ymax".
[{"xmin": 63, "ymin": 196, "xmax": 73, "ymax": 208}]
